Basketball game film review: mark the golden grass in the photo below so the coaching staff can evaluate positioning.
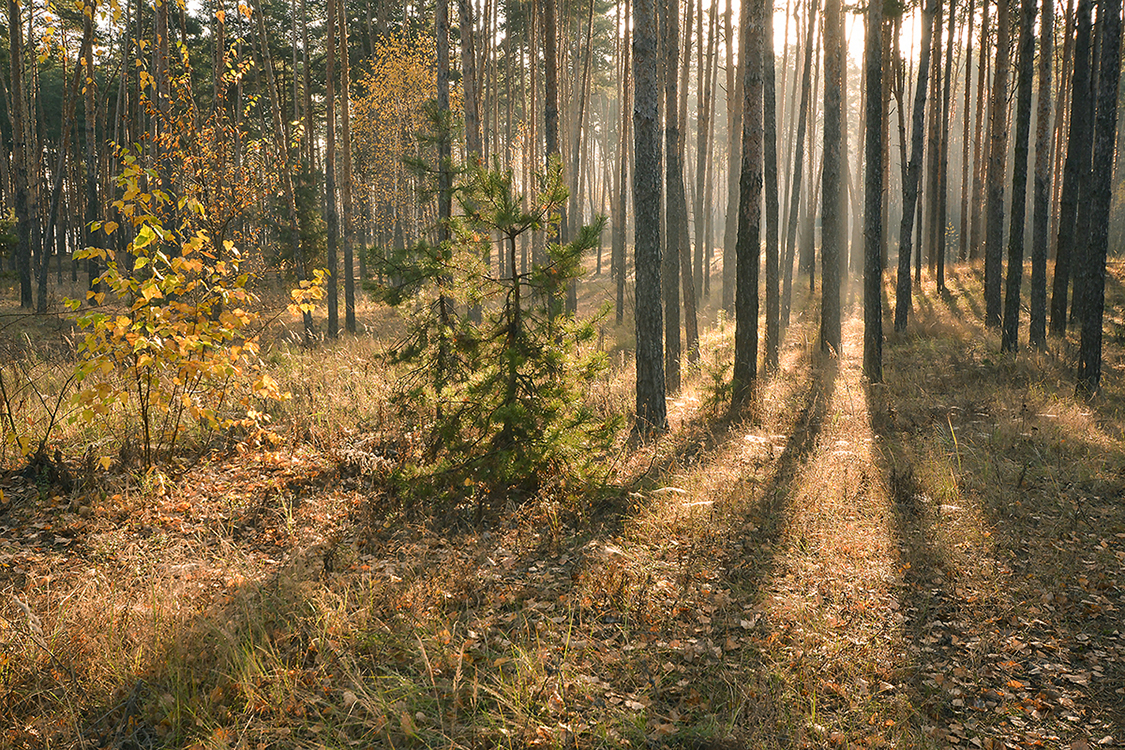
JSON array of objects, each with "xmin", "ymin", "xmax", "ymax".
[{"xmin": 3, "ymin": 260, "xmax": 1125, "ymax": 749}]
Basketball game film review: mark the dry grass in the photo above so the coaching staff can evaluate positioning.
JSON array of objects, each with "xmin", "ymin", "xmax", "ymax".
[{"xmin": 2, "ymin": 261, "xmax": 1125, "ymax": 749}]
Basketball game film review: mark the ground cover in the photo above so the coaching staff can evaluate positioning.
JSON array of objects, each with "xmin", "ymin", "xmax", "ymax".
[{"xmin": 1, "ymin": 263, "xmax": 1124, "ymax": 749}]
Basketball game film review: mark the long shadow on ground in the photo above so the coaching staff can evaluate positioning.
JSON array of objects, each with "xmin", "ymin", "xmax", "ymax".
[{"xmin": 869, "ymin": 286, "xmax": 1125, "ymax": 748}]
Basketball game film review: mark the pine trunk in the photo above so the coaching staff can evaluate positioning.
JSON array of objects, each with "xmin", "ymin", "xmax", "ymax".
[
  {"xmin": 864, "ymin": 0, "xmax": 883, "ymax": 382},
  {"xmin": 1028, "ymin": 0, "xmax": 1052, "ymax": 348},
  {"xmin": 1075, "ymin": 0, "xmax": 1120, "ymax": 396},
  {"xmin": 893, "ymin": 0, "xmax": 935, "ymax": 332},
  {"xmin": 1000, "ymin": 0, "xmax": 1037, "ymax": 351},
  {"xmin": 1049, "ymin": 0, "xmax": 1093, "ymax": 336},
  {"xmin": 633, "ymin": 0, "xmax": 668, "ymax": 432},
  {"xmin": 821, "ymin": 0, "xmax": 844, "ymax": 353},
  {"xmin": 732, "ymin": 0, "xmax": 764, "ymax": 411},
  {"xmin": 984, "ymin": 0, "xmax": 1012, "ymax": 327}
]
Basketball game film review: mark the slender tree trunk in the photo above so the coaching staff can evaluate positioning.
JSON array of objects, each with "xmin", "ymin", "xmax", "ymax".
[
  {"xmin": 934, "ymin": 0, "xmax": 956, "ymax": 291},
  {"xmin": 969, "ymin": 0, "xmax": 992, "ymax": 258},
  {"xmin": 894, "ymin": 0, "xmax": 936, "ymax": 332},
  {"xmin": 614, "ymin": 0, "xmax": 632, "ymax": 325},
  {"xmin": 1068, "ymin": 0, "xmax": 1103, "ymax": 329},
  {"xmin": 460, "ymin": 0, "xmax": 482, "ymax": 161},
  {"xmin": 83, "ymin": 5, "xmax": 102, "ymax": 303},
  {"xmin": 339, "ymin": 0, "xmax": 357, "ymax": 332},
  {"xmin": 1049, "ymin": 0, "xmax": 1092, "ymax": 336},
  {"xmin": 984, "ymin": 0, "xmax": 1012, "ymax": 327},
  {"xmin": 693, "ymin": 1, "xmax": 716, "ymax": 299},
  {"xmin": 38, "ymin": 19, "xmax": 91, "ymax": 312},
  {"xmin": 256, "ymin": 1, "xmax": 311, "ymax": 338},
  {"xmin": 326, "ymin": 0, "xmax": 340, "ymax": 338},
  {"xmin": 1076, "ymin": 0, "xmax": 1120, "ymax": 396},
  {"xmin": 661, "ymin": 0, "xmax": 682, "ymax": 389},
  {"xmin": 923, "ymin": 0, "xmax": 944, "ymax": 276},
  {"xmin": 1029, "ymin": 0, "xmax": 1052, "ymax": 348},
  {"xmin": 732, "ymin": 0, "xmax": 764, "ymax": 412},
  {"xmin": 958, "ymin": 0, "xmax": 976, "ymax": 262},
  {"xmin": 864, "ymin": 0, "xmax": 883, "ymax": 382},
  {"xmin": 722, "ymin": 0, "xmax": 742, "ymax": 312},
  {"xmin": 8, "ymin": 0, "xmax": 32, "ymax": 308},
  {"xmin": 633, "ymin": 0, "xmax": 667, "ymax": 432},
  {"xmin": 763, "ymin": 0, "xmax": 780, "ymax": 371},
  {"xmin": 782, "ymin": 0, "xmax": 818, "ymax": 327},
  {"xmin": 1001, "ymin": 0, "xmax": 1037, "ymax": 351},
  {"xmin": 821, "ymin": 0, "xmax": 844, "ymax": 353},
  {"xmin": 1048, "ymin": 0, "xmax": 1075, "ymax": 259}
]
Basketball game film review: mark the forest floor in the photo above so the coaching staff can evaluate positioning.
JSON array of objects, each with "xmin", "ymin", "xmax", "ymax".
[{"xmin": 1, "ymin": 262, "xmax": 1125, "ymax": 749}]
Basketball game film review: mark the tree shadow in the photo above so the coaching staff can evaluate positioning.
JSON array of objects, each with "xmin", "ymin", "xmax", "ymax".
[{"xmin": 867, "ymin": 321, "xmax": 1125, "ymax": 746}]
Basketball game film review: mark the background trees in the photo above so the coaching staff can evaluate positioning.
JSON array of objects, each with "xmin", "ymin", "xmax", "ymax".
[{"xmin": 0, "ymin": 0, "xmax": 1121, "ymax": 430}]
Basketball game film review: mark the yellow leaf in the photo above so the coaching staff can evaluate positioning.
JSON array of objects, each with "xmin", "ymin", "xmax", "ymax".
[{"xmin": 98, "ymin": 456, "xmax": 112, "ymax": 471}]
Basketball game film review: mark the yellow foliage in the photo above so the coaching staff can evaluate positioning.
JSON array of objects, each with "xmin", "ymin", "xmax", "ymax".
[{"xmin": 352, "ymin": 31, "xmax": 452, "ymax": 236}]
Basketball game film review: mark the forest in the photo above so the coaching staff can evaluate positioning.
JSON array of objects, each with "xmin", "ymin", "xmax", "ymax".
[{"xmin": 0, "ymin": 0, "xmax": 1124, "ymax": 746}]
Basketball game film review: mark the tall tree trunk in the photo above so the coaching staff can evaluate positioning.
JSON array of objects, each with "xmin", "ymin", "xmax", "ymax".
[
  {"xmin": 8, "ymin": 0, "xmax": 32, "ymax": 308},
  {"xmin": 459, "ymin": 0, "xmax": 482, "ymax": 161},
  {"xmin": 693, "ymin": 1, "xmax": 716, "ymax": 299},
  {"xmin": 732, "ymin": 0, "xmax": 764, "ymax": 411},
  {"xmin": 1075, "ymin": 0, "xmax": 1120, "ymax": 396},
  {"xmin": 1029, "ymin": 0, "xmax": 1052, "ymax": 348},
  {"xmin": 1001, "ymin": 0, "xmax": 1037, "ymax": 351},
  {"xmin": 1067, "ymin": 0, "xmax": 1103, "ymax": 328},
  {"xmin": 722, "ymin": 0, "xmax": 742, "ymax": 312},
  {"xmin": 958, "ymin": 0, "xmax": 976, "ymax": 262},
  {"xmin": 934, "ymin": 0, "xmax": 955, "ymax": 291},
  {"xmin": 1049, "ymin": 0, "xmax": 1092, "ymax": 336},
  {"xmin": 864, "ymin": 0, "xmax": 884, "ymax": 382},
  {"xmin": 83, "ymin": 4, "xmax": 102, "ymax": 304},
  {"xmin": 969, "ymin": 0, "xmax": 992, "ymax": 258},
  {"xmin": 660, "ymin": 0, "xmax": 682, "ymax": 390},
  {"xmin": 763, "ymin": 0, "xmax": 780, "ymax": 371},
  {"xmin": 1048, "ymin": 0, "xmax": 1075, "ymax": 259},
  {"xmin": 923, "ymin": 0, "xmax": 944, "ymax": 276},
  {"xmin": 820, "ymin": 0, "xmax": 845, "ymax": 353},
  {"xmin": 633, "ymin": 0, "xmax": 667, "ymax": 432},
  {"xmin": 339, "ymin": 0, "xmax": 357, "ymax": 332},
  {"xmin": 326, "ymin": 0, "xmax": 340, "ymax": 338},
  {"xmin": 670, "ymin": 0, "xmax": 699, "ymax": 368},
  {"xmin": 984, "ymin": 0, "xmax": 1012, "ymax": 327},
  {"xmin": 38, "ymin": 18, "xmax": 92, "ymax": 312},
  {"xmin": 614, "ymin": 0, "xmax": 632, "ymax": 325},
  {"xmin": 255, "ymin": 1, "xmax": 311, "ymax": 339},
  {"xmin": 782, "ymin": 0, "xmax": 818, "ymax": 328},
  {"xmin": 894, "ymin": 0, "xmax": 936, "ymax": 332}
]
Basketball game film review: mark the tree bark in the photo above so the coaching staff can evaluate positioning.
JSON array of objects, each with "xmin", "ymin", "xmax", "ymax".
[
  {"xmin": 984, "ymin": 0, "xmax": 1012, "ymax": 327},
  {"xmin": 969, "ymin": 0, "xmax": 992, "ymax": 258},
  {"xmin": 8, "ymin": 0, "xmax": 32, "ymax": 308},
  {"xmin": 1000, "ymin": 0, "xmax": 1037, "ymax": 351},
  {"xmin": 256, "ymin": 3, "xmax": 311, "ymax": 339},
  {"xmin": 633, "ymin": 0, "xmax": 667, "ymax": 433},
  {"xmin": 722, "ymin": 0, "xmax": 742, "ymax": 312},
  {"xmin": 1075, "ymin": 0, "xmax": 1120, "ymax": 396},
  {"xmin": 732, "ymin": 0, "xmax": 764, "ymax": 412},
  {"xmin": 326, "ymin": 0, "xmax": 340, "ymax": 338},
  {"xmin": 782, "ymin": 0, "xmax": 818, "ymax": 329},
  {"xmin": 614, "ymin": 0, "xmax": 632, "ymax": 325},
  {"xmin": 894, "ymin": 0, "xmax": 936, "ymax": 332},
  {"xmin": 1049, "ymin": 0, "xmax": 1093, "ymax": 336},
  {"xmin": 958, "ymin": 0, "xmax": 976, "ymax": 262},
  {"xmin": 1028, "ymin": 0, "xmax": 1052, "ymax": 348},
  {"xmin": 338, "ymin": 0, "xmax": 357, "ymax": 331},
  {"xmin": 864, "ymin": 0, "xmax": 884, "ymax": 382},
  {"xmin": 821, "ymin": 0, "xmax": 844, "ymax": 353},
  {"xmin": 763, "ymin": 0, "xmax": 780, "ymax": 371}
]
